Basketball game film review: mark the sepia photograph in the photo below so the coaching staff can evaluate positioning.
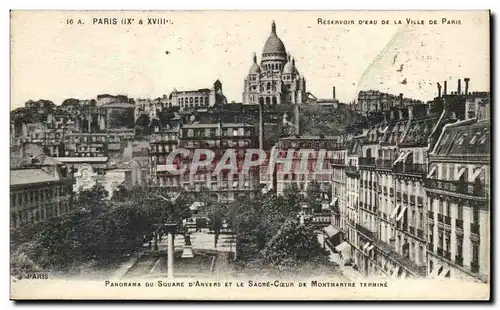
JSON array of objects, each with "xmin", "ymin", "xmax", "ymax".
[{"xmin": 9, "ymin": 10, "xmax": 491, "ymax": 300}]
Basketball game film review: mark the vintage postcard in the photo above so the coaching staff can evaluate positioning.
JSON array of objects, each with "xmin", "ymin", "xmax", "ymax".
[{"xmin": 10, "ymin": 10, "xmax": 491, "ymax": 300}]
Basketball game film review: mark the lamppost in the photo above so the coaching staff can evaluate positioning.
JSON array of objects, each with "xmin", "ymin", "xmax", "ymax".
[{"xmin": 164, "ymin": 222, "xmax": 177, "ymax": 279}]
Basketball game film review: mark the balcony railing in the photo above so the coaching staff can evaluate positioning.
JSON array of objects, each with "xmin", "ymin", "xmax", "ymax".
[
  {"xmin": 471, "ymin": 223, "xmax": 480, "ymax": 235},
  {"xmin": 345, "ymin": 165, "xmax": 360, "ymax": 177},
  {"xmin": 375, "ymin": 159, "xmax": 393, "ymax": 170},
  {"xmin": 455, "ymin": 255, "xmax": 463, "ymax": 266},
  {"xmin": 425, "ymin": 179, "xmax": 488, "ymax": 198},
  {"xmin": 330, "ymin": 158, "xmax": 345, "ymax": 166},
  {"xmin": 393, "ymin": 163, "xmax": 427, "ymax": 175},
  {"xmin": 356, "ymin": 223, "xmax": 374, "ymax": 239},
  {"xmin": 456, "ymin": 219, "xmax": 464, "ymax": 229},
  {"xmin": 359, "ymin": 157, "xmax": 375, "ymax": 167}
]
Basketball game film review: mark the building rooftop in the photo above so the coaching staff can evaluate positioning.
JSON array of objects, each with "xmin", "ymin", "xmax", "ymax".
[
  {"xmin": 433, "ymin": 119, "xmax": 490, "ymax": 157},
  {"xmin": 11, "ymin": 168, "xmax": 59, "ymax": 186}
]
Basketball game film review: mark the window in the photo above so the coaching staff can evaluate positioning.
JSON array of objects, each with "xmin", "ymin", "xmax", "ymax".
[
  {"xmin": 470, "ymin": 134, "xmax": 479, "ymax": 145},
  {"xmin": 189, "ymin": 97, "xmax": 193, "ymax": 103},
  {"xmin": 457, "ymin": 204, "xmax": 463, "ymax": 220},
  {"xmin": 473, "ymin": 208, "xmax": 479, "ymax": 224}
]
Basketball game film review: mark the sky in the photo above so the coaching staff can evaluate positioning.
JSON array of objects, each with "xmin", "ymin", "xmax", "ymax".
[{"xmin": 10, "ymin": 10, "xmax": 490, "ymax": 110}]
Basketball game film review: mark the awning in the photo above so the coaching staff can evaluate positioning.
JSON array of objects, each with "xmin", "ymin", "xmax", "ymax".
[
  {"xmin": 392, "ymin": 266, "xmax": 400, "ymax": 278},
  {"xmin": 429, "ymin": 264, "xmax": 443, "ymax": 278},
  {"xmin": 427, "ymin": 166, "xmax": 437, "ymax": 179},
  {"xmin": 471, "ymin": 167, "xmax": 483, "ymax": 181},
  {"xmin": 390, "ymin": 205, "xmax": 401, "ymax": 219},
  {"xmin": 438, "ymin": 268, "xmax": 450, "ymax": 278},
  {"xmin": 400, "ymin": 151, "xmax": 412, "ymax": 163},
  {"xmin": 455, "ymin": 167, "xmax": 466, "ymax": 181},
  {"xmin": 400, "ymin": 270, "xmax": 407, "ymax": 279},
  {"xmin": 396, "ymin": 206, "xmax": 407, "ymax": 221},
  {"xmin": 330, "ymin": 197, "xmax": 338, "ymax": 206},
  {"xmin": 335, "ymin": 241, "xmax": 351, "ymax": 252},
  {"xmin": 323, "ymin": 225, "xmax": 340, "ymax": 238}
]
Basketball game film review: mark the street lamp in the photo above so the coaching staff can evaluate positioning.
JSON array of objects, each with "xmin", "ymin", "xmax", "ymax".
[{"xmin": 164, "ymin": 222, "xmax": 177, "ymax": 279}]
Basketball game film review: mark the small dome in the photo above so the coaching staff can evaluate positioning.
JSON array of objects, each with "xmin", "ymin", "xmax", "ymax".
[
  {"xmin": 249, "ymin": 63, "xmax": 261, "ymax": 74},
  {"xmin": 249, "ymin": 52, "xmax": 261, "ymax": 74},
  {"xmin": 262, "ymin": 21, "xmax": 287, "ymax": 56},
  {"xmin": 283, "ymin": 60, "xmax": 294, "ymax": 74}
]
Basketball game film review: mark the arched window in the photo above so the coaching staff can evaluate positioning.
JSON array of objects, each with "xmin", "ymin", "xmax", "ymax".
[
  {"xmin": 200, "ymin": 97, "xmax": 204, "ymax": 104},
  {"xmin": 272, "ymin": 97, "xmax": 277, "ymax": 105},
  {"xmin": 266, "ymin": 97, "xmax": 271, "ymax": 105},
  {"xmin": 267, "ymin": 82, "xmax": 271, "ymax": 91},
  {"xmin": 189, "ymin": 97, "xmax": 193, "ymax": 103},
  {"xmin": 195, "ymin": 97, "xmax": 199, "ymax": 104}
]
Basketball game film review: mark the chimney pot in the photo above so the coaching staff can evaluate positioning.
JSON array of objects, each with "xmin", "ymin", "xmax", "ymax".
[
  {"xmin": 333, "ymin": 86, "xmax": 336, "ymax": 100},
  {"xmin": 444, "ymin": 81, "xmax": 448, "ymax": 95},
  {"xmin": 464, "ymin": 78, "xmax": 470, "ymax": 95},
  {"xmin": 437, "ymin": 83, "xmax": 442, "ymax": 98},
  {"xmin": 457, "ymin": 79, "xmax": 461, "ymax": 94}
]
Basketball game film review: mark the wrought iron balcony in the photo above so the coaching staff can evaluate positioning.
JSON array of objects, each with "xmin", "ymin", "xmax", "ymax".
[
  {"xmin": 359, "ymin": 157, "xmax": 375, "ymax": 167},
  {"xmin": 375, "ymin": 159, "xmax": 393, "ymax": 170},
  {"xmin": 425, "ymin": 179, "xmax": 488, "ymax": 198},
  {"xmin": 393, "ymin": 163, "xmax": 427, "ymax": 175},
  {"xmin": 356, "ymin": 223, "xmax": 374, "ymax": 239},
  {"xmin": 330, "ymin": 158, "xmax": 345, "ymax": 166},
  {"xmin": 345, "ymin": 165, "xmax": 360, "ymax": 177}
]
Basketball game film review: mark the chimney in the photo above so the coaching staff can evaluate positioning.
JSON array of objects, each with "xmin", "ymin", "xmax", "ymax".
[
  {"xmin": 332, "ymin": 86, "xmax": 336, "ymax": 100},
  {"xmin": 444, "ymin": 81, "xmax": 447, "ymax": 95},
  {"xmin": 464, "ymin": 78, "xmax": 470, "ymax": 95},
  {"xmin": 259, "ymin": 102, "xmax": 264, "ymax": 150},
  {"xmin": 399, "ymin": 93, "xmax": 404, "ymax": 107},
  {"xmin": 437, "ymin": 83, "xmax": 442, "ymax": 98},
  {"xmin": 457, "ymin": 79, "xmax": 461, "ymax": 94}
]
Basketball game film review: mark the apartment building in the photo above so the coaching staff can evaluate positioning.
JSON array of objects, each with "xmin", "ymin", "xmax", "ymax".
[{"xmin": 425, "ymin": 101, "xmax": 490, "ymax": 283}]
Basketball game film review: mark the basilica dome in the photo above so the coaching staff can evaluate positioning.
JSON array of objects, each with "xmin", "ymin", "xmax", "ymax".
[
  {"xmin": 262, "ymin": 21, "xmax": 287, "ymax": 56},
  {"xmin": 249, "ymin": 53, "xmax": 261, "ymax": 74}
]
